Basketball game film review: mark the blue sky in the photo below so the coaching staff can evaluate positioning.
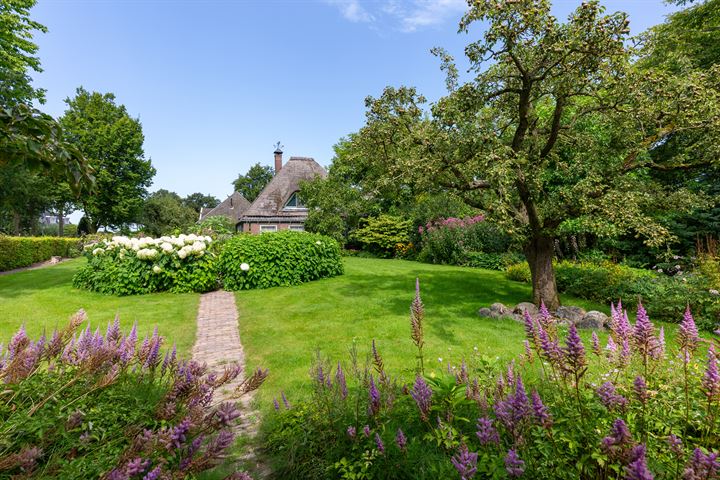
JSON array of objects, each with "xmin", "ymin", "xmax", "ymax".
[{"xmin": 31, "ymin": 0, "xmax": 679, "ymax": 212}]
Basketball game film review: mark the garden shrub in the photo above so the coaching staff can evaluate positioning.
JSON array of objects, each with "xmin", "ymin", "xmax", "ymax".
[
  {"xmin": 0, "ymin": 235, "xmax": 82, "ymax": 271},
  {"xmin": 417, "ymin": 216, "xmax": 518, "ymax": 269},
  {"xmin": 352, "ymin": 215, "xmax": 413, "ymax": 258},
  {"xmin": 263, "ymin": 282, "xmax": 720, "ymax": 479},
  {"xmin": 218, "ymin": 231, "xmax": 343, "ymax": 290},
  {"xmin": 505, "ymin": 262, "xmax": 531, "ymax": 283},
  {"xmin": 73, "ymin": 234, "xmax": 219, "ymax": 295},
  {"xmin": 0, "ymin": 311, "xmax": 264, "ymax": 479}
]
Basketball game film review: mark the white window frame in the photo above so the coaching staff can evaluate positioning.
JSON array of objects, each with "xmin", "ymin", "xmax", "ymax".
[
  {"xmin": 259, "ymin": 225, "xmax": 278, "ymax": 233},
  {"xmin": 288, "ymin": 225, "xmax": 305, "ymax": 232}
]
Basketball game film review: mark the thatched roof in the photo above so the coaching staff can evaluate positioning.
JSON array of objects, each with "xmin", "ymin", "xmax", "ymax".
[
  {"xmin": 239, "ymin": 157, "xmax": 326, "ymax": 222},
  {"xmin": 199, "ymin": 191, "xmax": 251, "ymax": 222}
]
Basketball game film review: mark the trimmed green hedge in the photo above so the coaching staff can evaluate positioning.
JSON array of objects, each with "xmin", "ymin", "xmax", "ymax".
[
  {"xmin": 218, "ymin": 231, "xmax": 343, "ymax": 290},
  {"xmin": 0, "ymin": 236, "xmax": 81, "ymax": 271}
]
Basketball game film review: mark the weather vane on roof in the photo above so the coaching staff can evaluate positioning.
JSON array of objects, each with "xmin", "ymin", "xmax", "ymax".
[{"xmin": 274, "ymin": 141, "xmax": 284, "ymax": 152}]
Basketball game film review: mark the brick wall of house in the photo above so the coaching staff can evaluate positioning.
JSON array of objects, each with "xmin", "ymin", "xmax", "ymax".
[{"xmin": 239, "ymin": 223, "xmax": 305, "ymax": 234}]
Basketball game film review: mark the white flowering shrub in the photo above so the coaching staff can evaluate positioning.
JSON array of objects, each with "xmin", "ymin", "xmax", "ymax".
[{"xmin": 73, "ymin": 234, "xmax": 219, "ymax": 295}]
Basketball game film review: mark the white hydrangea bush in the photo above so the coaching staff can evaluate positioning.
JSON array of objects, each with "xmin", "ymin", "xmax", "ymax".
[{"xmin": 75, "ymin": 234, "xmax": 219, "ymax": 295}]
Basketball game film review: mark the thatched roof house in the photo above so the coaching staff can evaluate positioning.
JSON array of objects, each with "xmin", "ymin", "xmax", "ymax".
[
  {"xmin": 237, "ymin": 150, "xmax": 326, "ymax": 233},
  {"xmin": 198, "ymin": 191, "xmax": 251, "ymax": 223}
]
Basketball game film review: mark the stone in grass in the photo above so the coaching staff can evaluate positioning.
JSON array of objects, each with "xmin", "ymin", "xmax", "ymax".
[
  {"xmin": 477, "ymin": 307, "xmax": 494, "ymax": 318},
  {"xmin": 577, "ymin": 311, "xmax": 609, "ymax": 330},
  {"xmin": 555, "ymin": 306, "xmax": 586, "ymax": 324},
  {"xmin": 490, "ymin": 303, "xmax": 511, "ymax": 316},
  {"xmin": 514, "ymin": 302, "xmax": 539, "ymax": 316}
]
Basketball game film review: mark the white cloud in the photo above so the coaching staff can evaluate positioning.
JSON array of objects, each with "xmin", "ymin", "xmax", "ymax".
[
  {"xmin": 324, "ymin": 0, "xmax": 467, "ymax": 32},
  {"xmin": 324, "ymin": 0, "xmax": 375, "ymax": 23}
]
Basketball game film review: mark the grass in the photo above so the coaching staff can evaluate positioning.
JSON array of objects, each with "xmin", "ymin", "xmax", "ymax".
[
  {"xmin": 237, "ymin": 256, "xmax": 610, "ymax": 411},
  {"xmin": 0, "ymin": 258, "xmax": 199, "ymax": 356}
]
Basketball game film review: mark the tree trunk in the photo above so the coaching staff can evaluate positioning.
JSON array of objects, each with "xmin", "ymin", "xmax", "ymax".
[
  {"xmin": 58, "ymin": 205, "xmax": 65, "ymax": 237},
  {"xmin": 12, "ymin": 212, "xmax": 20, "ymax": 235},
  {"xmin": 524, "ymin": 235, "xmax": 561, "ymax": 310}
]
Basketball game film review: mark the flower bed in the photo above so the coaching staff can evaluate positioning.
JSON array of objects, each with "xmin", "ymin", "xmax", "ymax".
[
  {"xmin": 264, "ymin": 282, "xmax": 720, "ymax": 479},
  {"xmin": 0, "ymin": 310, "xmax": 264, "ymax": 478},
  {"xmin": 73, "ymin": 234, "xmax": 218, "ymax": 295},
  {"xmin": 0, "ymin": 236, "xmax": 82, "ymax": 272},
  {"xmin": 218, "ymin": 231, "xmax": 343, "ymax": 290}
]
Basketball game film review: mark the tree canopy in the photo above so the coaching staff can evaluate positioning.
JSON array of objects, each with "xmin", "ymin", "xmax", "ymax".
[
  {"xmin": 322, "ymin": 0, "xmax": 720, "ymax": 308},
  {"xmin": 141, "ymin": 189, "xmax": 198, "ymax": 236},
  {"xmin": 183, "ymin": 192, "xmax": 220, "ymax": 214},
  {"xmin": 60, "ymin": 88, "xmax": 155, "ymax": 232},
  {"xmin": 232, "ymin": 163, "xmax": 273, "ymax": 202}
]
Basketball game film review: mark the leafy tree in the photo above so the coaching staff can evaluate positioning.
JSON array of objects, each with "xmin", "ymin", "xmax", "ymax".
[
  {"xmin": 0, "ymin": 164, "xmax": 49, "ymax": 234},
  {"xmin": 338, "ymin": 0, "xmax": 720, "ymax": 308},
  {"xmin": 183, "ymin": 192, "xmax": 219, "ymax": 213},
  {"xmin": 232, "ymin": 163, "xmax": 273, "ymax": 202},
  {"xmin": 141, "ymin": 189, "xmax": 197, "ymax": 236},
  {"xmin": 0, "ymin": 0, "xmax": 46, "ymax": 106},
  {"xmin": 60, "ymin": 88, "xmax": 155, "ymax": 232}
]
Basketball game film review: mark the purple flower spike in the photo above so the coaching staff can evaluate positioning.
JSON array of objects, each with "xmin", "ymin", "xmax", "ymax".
[
  {"xmin": 362, "ymin": 425, "xmax": 370, "ymax": 438},
  {"xmin": 596, "ymin": 382, "xmax": 628, "ymax": 411},
  {"xmin": 476, "ymin": 417, "xmax": 500, "ymax": 446},
  {"xmin": 504, "ymin": 449, "xmax": 525, "ymax": 477},
  {"xmin": 601, "ymin": 419, "xmax": 634, "ymax": 461},
  {"xmin": 281, "ymin": 391, "xmax": 291, "ymax": 409},
  {"xmin": 273, "ymin": 398, "xmax": 280, "ymax": 411},
  {"xmin": 374, "ymin": 433, "xmax": 385, "ymax": 454},
  {"xmin": 702, "ymin": 345, "xmax": 720, "ymax": 402},
  {"xmin": 606, "ymin": 336, "xmax": 618, "ymax": 354},
  {"xmin": 347, "ymin": 426, "xmax": 356, "ymax": 438},
  {"xmin": 143, "ymin": 466, "xmax": 162, "ymax": 480},
  {"xmin": 679, "ymin": 305, "xmax": 700, "ymax": 357},
  {"xmin": 539, "ymin": 301, "xmax": 551, "ymax": 322},
  {"xmin": 531, "ymin": 390, "xmax": 552, "ymax": 428},
  {"xmin": 411, "ymin": 376, "xmax": 432, "ymax": 421},
  {"xmin": 591, "ymin": 332, "xmax": 601, "ymax": 356},
  {"xmin": 335, "ymin": 362, "xmax": 348, "ymax": 399},
  {"xmin": 451, "ymin": 445, "xmax": 478, "ymax": 480},
  {"xmin": 625, "ymin": 444, "xmax": 654, "ymax": 480},
  {"xmin": 395, "ymin": 428, "xmax": 407, "ymax": 452},
  {"xmin": 564, "ymin": 323, "xmax": 587, "ymax": 378},
  {"xmin": 523, "ymin": 311, "xmax": 536, "ymax": 343},
  {"xmin": 684, "ymin": 448, "xmax": 720, "ymax": 479},
  {"xmin": 666, "ymin": 434, "xmax": 683, "ymax": 456},
  {"xmin": 633, "ymin": 302, "xmax": 657, "ymax": 358},
  {"xmin": 368, "ymin": 375, "xmax": 381, "ymax": 416},
  {"xmin": 633, "ymin": 376, "xmax": 649, "ymax": 405}
]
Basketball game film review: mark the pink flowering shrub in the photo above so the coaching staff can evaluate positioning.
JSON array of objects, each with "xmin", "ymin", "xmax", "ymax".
[
  {"xmin": 264, "ymin": 283, "xmax": 720, "ymax": 479},
  {"xmin": 0, "ymin": 311, "xmax": 265, "ymax": 479}
]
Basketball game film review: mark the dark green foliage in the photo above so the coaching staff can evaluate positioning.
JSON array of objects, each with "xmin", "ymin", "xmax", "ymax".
[
  {"xmin": 0, "ymin": 236, "xmax": 81, "ymax": 271},
  {"xmin": 182, "ymin": 192, "xmax": 219, "ymax": 214},
  {"xmin": 232, "ymin": 163, "xmax": 274, "ymax": 203},
  {"xmin": 351, "ymin": 215, "xmax": 412, "ymax": 258},
  {"xmin": 141, "ymin": 189, "xmax": 198, "ymax": 236},
  {"xmin": 464, "ymin": 252, "xmax": 525, "ymax": 271},
  {"xmin": 218, "ymin": 231, "xmax": 343, "ymax": 290},
  {"xmin": 194, "ymin": 216, "xmax": 235, "ymax": 236}
]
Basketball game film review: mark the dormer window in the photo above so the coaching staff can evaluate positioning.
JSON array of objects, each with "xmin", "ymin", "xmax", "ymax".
[{"xmin": 283, "ymin": 192, "xmax": 305, "ymax": 209}]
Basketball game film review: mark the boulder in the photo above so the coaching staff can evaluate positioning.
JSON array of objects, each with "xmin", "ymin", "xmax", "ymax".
[
  {"xmin": 577, "ymin": 311, "xmax": 608, "ymax": 330},
  {"xmin": 477, "ymin": 307, "xmax": 494, "ymax": 318},
  {"xmin": 49, "ymin": 256, "xmax": 62, "ymax": 264},
  {"xmin": 514, "ymin": 302, "xmax": 539, "ymax": 316},
  {"xmin": 489, "ymin": 303, "xmax": 511, "ymax": 316},
  {"xmin": 555, "ymin": 306, "xmax": 586, "ymax": 324}
]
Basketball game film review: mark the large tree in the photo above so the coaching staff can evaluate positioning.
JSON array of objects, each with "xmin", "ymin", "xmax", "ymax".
[
  {"xmin": 183, "ymin": 192, "xmax": 219, "ymax": 214},
  {"xmin": 141, "ymin": 189, "xmax": 197, "ymax": 236},
  {"xmin": 60, "ymin": 88, "xmax": 155, "ymax": 232},
  {"xmin": 337, "ymin": 0, "xmax": 720, "ymax": 308},
  {"xmin": 232, "ymin": 163, "xmax": 273, "ymax": 202}
]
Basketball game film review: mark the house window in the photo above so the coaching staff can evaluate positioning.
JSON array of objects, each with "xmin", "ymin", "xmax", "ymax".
[
  {"xmin": 289, "ymin": 225, "xmax": 305, "ymax": 232},
  {"xmin": 259, "ymin": 225, "xmax": 277, "ymax": 233},
  {"xmin": 283, "ymin": 192, "xmax": 305, "ymax": 209}
]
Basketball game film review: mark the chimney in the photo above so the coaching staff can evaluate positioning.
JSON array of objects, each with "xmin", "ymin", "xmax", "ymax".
[{"xmin": 274, "ymin": 142, "xmax": 283, "ymax": 174}]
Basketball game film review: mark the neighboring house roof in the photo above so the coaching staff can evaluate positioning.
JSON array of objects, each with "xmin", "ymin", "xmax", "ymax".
[
  {"xmin": 238, "ymin": 157, "xmax": 326, "ymax": 223},
  {"xmin": 199, "ymin": 191, "xmax": 251, "ymax": 222}
]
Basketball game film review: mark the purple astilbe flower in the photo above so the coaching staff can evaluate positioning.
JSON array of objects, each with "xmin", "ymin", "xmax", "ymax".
[
  {"xmin": 504, "ymin": 449, "xmax": 525, "ymax": 478},
  {"xmin": 523, "ymin": 340, "xmax": 533, "ymax": 362},
  {"xmin": 143, "ymin": 466, "xmax": 162, "ymax": 480},
  {"xmin": 592, "ymin": 331, "xmax": 601, "ymax": 356},
  {"xmin": 539, "ymin": 300, "xmax": 551, "ymax": 322},
  {"xmin": 596, "ymin": 381, "xmax": 629, "ymax": 411},
  {"xmin": 457, "ymin": 358, "xmax": 469, "ymax": 384},
  {"xmin": 120, "ymin": 322, "xmax": 138, "ymax": 365},
  {"xmin": 215, "ymin": 402, "xmax": 240, "ymax": 426},
  {"xmin": 8, "ymin": 325, "xmax": 29, "ymax": 358},
  {"xmin": 633, "ymin": 302, "xmax": 657, "ymax": 359},
  {"xmin": 374, "ymin": 433, "xmax": 385, "ymax": 454},
  {"xmin": 169, "ymin": 418, "xmax": 192, "ymax": 449},
  {"xmin": 410, "ymin": 278, "xmax": 425, "ymax": 351},
  {"xmin": 531, "ymin": 390, "xmax": 552, "ymax": 428},
  {"xmin": 653, "ymin": 326, "xmax": 666, "ymax": 360},
  {"xmin": 495, "ymin": 377, "xmax": 531, "ymax": 437},
  {"xmin": 537, "ymin": 322, "xmax": 563, "ymax": 366},
  {"xmin": 347, "ymin": 426, "xmax": 356, "ymax": 439},
  {"xmin": 625, "ymin": 444, "xmax": 654, "ymax": 480},
  {"xmin": 66, "ymin": 410, "xmax": 84, "ymax": 430},
  {"xmin": 607, "ymin": 336, "xmax": 618, "ymax": 354},
  {"xmin": 702, "ymin": 345, "xmax": 720, "ymax": 402},
  {"xmin": 683, "ymin": 448, "xmax": 720, "ymax": 480},
  {"xmin": 125, "ymin": 457, "xmax": 151, "ymax": 476},
  {"xmin": 523, "ymin": 310, "xmax": 537, "ymax": 345},
  {"xmin": 368, "ymin": 375, "xmax": 381, "ymax": 416},
  {"xmin": 667, "ymin": 434, "xmax": 683, "ymax": 457},
  {"xmin": 395, "ymin": 428, "xmax": 407, "ymax": 452},
  {"xmin": 144, "ymin": 328, "xmax": 162, "ymax": 370},
  {"xmin": 362, "ymin": 425, "xmax": 370, "ymax": 437},
  {"xmin": 601, "ymin": 419, "xmax": 634, "ymax": 462},
  {"xmin": 335, "ymin": 362, "xmax": 348, "ymax": 399},
  {"xmin": 451, "ymin": 445, "xmax": 478, "ymax": 480},
  {"xmin": 563, "ymin": 323, "xmax": 587, "ymax": 380},
  {"xmin": 273, "ymin": 398, "xmax": 280, "ymax": 411},
  {"xmin": 411, "ymin": 376, "xmax": 432, "ymax": 421},
  {"xmin": 679, "ymin": 305, "xmax": 700, "ymax": 359},
  {"xmin": 618, "ymin": 338, "xmax": 632, "ymax": 368},
  {"xmin": 634, "ymin": 376, "xmax": 649, "ymax": 405},
  {"xmin": 15, "ymin": 446, "xmax": 42, "ymax": 471},
  {"xmin": 476, "ymin": 417, "xmax": 500, "ymax": 446},
  {"xmin": 314, "ymin": 363, "xmax": 325, "ymax": 387},
  {"xmin": 281, "ymin": 390, "xmax": 291, "ymax": 409},
  {"xmin": 106, "ymin": 315, "xmax": 121, "ymax": 343},
  {"xmin": 506, "ymin": 361, "xmax": 516, "ymax": 388}
]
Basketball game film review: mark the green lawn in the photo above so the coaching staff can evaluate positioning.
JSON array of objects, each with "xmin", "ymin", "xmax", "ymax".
[
  {"xmin": 0, "ymin": 258, "xmax": 199, "ymax": 356},
  {"xmin": 236, "ymin": 257, "xmax": 609, "ymax": 410}
]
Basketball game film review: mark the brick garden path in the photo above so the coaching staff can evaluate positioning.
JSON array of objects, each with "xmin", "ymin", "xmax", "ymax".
[{"xmin": 192, "ymin": 290, "xmax": 269, "ymax": 477}]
